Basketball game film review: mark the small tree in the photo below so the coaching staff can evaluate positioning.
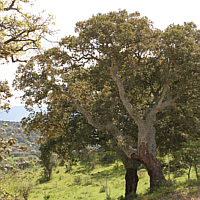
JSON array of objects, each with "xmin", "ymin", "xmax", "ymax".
[
  {"xmin": 39, "ymin": 142, "xmax": 58, "ymax": 181},
  {"xmin": 172, "ymin": 139, "xmax": 200, "ymax": 180}
]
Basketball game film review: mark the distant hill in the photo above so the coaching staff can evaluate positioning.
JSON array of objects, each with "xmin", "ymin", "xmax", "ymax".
[
  {"xmin": 0, "ymin": 120, "xmax": 40, "ymax": 157},
  {"xmin": 0, "ymin": 106, "xmax": 46, "ymax": 122}
]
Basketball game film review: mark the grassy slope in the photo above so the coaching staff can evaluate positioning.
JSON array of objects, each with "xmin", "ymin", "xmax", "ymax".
[
  {"xmin": 1, "ymin": 161, "xmax": 199, "ymax": 200},
  {"xmin": 0, "ymin": 162, "xmax": 148, "ymax": 200}
]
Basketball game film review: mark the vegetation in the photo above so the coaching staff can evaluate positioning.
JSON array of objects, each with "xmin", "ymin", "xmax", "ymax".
[
  {"xmin": 0, "ymin": 4, "xmax": 199, "ymax": 199},
  {"xmin": 0, "ymin": 0, "xmax": 54, "ymax": 161},
  {"xmin": 0, "ymin": 152, "xmax": 199, "ymax": 200},
  {"xmin": 0, "ymin": 121, "xmax": 40, "ymax": 158},
  {"xmin": 13, "ymin": 9, "xmax": 200, "ymax": 194}
]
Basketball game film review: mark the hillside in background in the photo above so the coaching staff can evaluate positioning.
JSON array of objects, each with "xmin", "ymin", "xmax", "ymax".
[
  {"xmin": 0, "ymin": 106, "xmax": 46, "ymax": 122},
  {"xmin": 0, "ymin": 120, "xmax": 40, "ymax": 157}
]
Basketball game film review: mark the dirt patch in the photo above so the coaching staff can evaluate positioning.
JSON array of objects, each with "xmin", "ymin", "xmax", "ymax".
[{"xmin": 158, "ymin": 186, "xmax": 200, "ymax": 200}]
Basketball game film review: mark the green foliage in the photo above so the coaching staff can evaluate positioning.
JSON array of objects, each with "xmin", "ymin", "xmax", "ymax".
[
  {"xmin": 73, "ymin": 175, "xmax": 81, "ymax": 184},
  {"xmin": 0, "ymin": 136, "xmax": 16, "ymax": 161},
  {"xmin": 0, "ymin": 152, "xmax": 200, "ymax": 199},
  {"xmin": 0, "ymin": 80, "xmax": 12, "ymax": 111},
  {"xmin": 0, "ymin": 0, "xmax": 54, "ymax": 162},
  {"xmin": 15, "ymin": 182, "xmax": 32, "ymax": 200},
  {"xmin": 0, "ymin": 0, "xmax": 54, "ymax": 63},
  {"xmin": 13, "ymin": 9, "xmax": 200, "ymax": 192},
  {"xmin": 171, "ymin": 139, "xmax": 200, "ymax": 180},
  {"xmin": 44, "ymin": 193, "xmax": 50, "ymax": 199},
  {"xmin": 39, "ymin": 143, "xmax": 58, "ymax": 181},
  {"xmin": 99, "ymin": 185, "xmax": 106, "ymax": 193},
  {"xmin": 99, "ymin": 151, "xmax": 117, "ymax": 165},
  {"xmin": 13, "ymin": 9, "xmax": 200, "ymax": 150}
]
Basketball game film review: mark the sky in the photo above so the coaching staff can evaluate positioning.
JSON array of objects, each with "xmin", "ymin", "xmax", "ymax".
[{"xmin": 0, "ymin": 0, "xmax": 200, "ymax": 106}]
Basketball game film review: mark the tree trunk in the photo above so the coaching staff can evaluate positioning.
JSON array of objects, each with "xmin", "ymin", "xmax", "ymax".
[
  {"xmin": 111, "ymin": 143, "xmax": 139, "ymax": 198},
  {"xmin": 188, "ymin": 165, "xmax": 192, "ymax": 180},
  {"xmin": 194, "ymin": 164, "xmax": 199, "ymax": 180},
  {"xmin": 125, "ymin": 168, "xmax": 138, "ymax": 198},
  {"xmin": 122, "ymin": 157, "xmax": 139, "ymax": 199},
  {"xmin": 194, "ymin": 157, "xmax": 199, "ymax": 180},
  {"xmin": 131, "ymin": 142, "xmax": 166, "ymax": 192}
]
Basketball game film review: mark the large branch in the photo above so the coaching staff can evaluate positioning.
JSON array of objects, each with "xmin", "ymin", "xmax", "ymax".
[
  {"xmin": 4, "ymin": 0, "xmax": 23, "ymax": 14},
  {"xmin": 146, "ymin": 85, "xmax": 169, "ymax": 122},
  {"xmin": 73, "ymin": 99, "xmax": 105, "ymax": 131},
  {"xmin": 105, "ymin": 122, "xmax": 137, "ymax": 158},
  {"xmin": 146, "ymin": 85, "xmax": 179, "ymax": 122},
  {"xmin": 58, "ymin": 85, "xmax": 137, "ymax": 158},
  {"xmin": 110, "ymin": 63, "xmax": 142, "ymax": 126},
  {"xmin": 4, "ymin": 29, "xmax": 35, "ymax": 44},
  {"xmin": 4, "ymin": 0, "xmax": 16, "ymax": 11}
]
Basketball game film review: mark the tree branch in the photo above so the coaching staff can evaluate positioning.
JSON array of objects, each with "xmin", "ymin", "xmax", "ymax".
[
  {"xmin": 105, "ymin": 121, "xmax": 137, "ymax": 158},
  {"xmin": 146, "ymin": 85, "xmax": 169, "ymax": 122},
  {"xmin": 110, "ymin": 60, "xmax": 142, "ymax": 125},
  {"xmin": 146, "ymin": 85, "xmax": 179, "ymax": 122},
  {"xmin": 58, "ymin": 85, "xmax": 137, "ymax": 158},
  {"xmin": 3, "ymin": 0, "xmax": 24, "ymax": 14},
  {"xmin": 4, "ymin": 0, "xmax": 16, "ymax": 11}
]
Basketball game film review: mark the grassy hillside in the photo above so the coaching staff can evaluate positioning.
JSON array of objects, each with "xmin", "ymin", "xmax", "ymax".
[
  {"xmin": 1, "ymin": 121, "xmax": 199, "ymax": 199},
  {"xmin": 0, "ymin": 159, "xmax": 199, "ymax": 200}
]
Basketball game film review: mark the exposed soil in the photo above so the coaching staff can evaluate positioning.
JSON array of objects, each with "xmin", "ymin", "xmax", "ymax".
[{"xmin": 158, "ymin": 186, "xmax": 200, "ymax": 200}]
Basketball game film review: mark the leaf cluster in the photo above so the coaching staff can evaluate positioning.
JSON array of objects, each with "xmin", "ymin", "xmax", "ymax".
[{"xmin": 0, "ymin": 0, "xmax": 55, "ymax": 63}]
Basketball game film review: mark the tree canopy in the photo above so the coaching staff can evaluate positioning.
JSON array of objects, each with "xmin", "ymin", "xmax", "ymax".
[
  {"xmin": 0, "ymin": 0, "xmax": 54, "ymax": 109},
  {"xmin": 13, "ymin": 10, "xmax": 200, "ymax": 191},
  {"xmin": 0, "ymin": 0, "xmax": 54, "ymax": 63},
  {"xmin": 0, "ymin": 0, "xmax": 54, "ymax": 160}
]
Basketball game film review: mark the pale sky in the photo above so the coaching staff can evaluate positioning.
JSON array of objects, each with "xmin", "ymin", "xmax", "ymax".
[{"xmin": 1, "ymin": 0, "xmax": 200, "ymax": 106}]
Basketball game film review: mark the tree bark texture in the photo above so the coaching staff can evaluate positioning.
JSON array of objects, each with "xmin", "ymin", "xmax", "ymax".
[
  {"xmin": 125, "ymin": 168, "xmax": 138, "ymax": 198},
  {"xmin": 131, "ymin": 142, "xmax": 166, "ymax": 192},
  {"xmin": 112, "ymin": 143, "xmax": 139, "ymax": 197}
]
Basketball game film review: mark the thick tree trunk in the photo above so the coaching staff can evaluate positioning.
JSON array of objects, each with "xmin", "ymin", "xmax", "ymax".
[
  {"xmin": 112, "ymin": 144, "xmax": 139, "ymax": 198},
  {"xmin": 131, "ymin": 142, "xmax": 166, "ymax": 192},
  {"xmin": 123, "ymin": 157, "xmax": 139, "ymax": 198},
  {"xmin": 100, "ymin": 139, "xmax": 139, "ymax": 198},
  {"xmin": 125, "ymin": 168, "xmax": 138, "ymax": 198}
]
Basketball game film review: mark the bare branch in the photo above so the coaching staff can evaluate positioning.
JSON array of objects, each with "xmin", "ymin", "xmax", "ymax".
[
  {"xmin": 4, "ymin": 0, "xmax": 16, "ymax": 10},
  {"xmin": 73, "ymin": 99, "xmax": 105, "ymax": 130},
  {"xmin": 146, "ymin": 84, "xmax": 179, "ymax": 122},
  {"xmin": 110, "ymin": 60, "xmax": 142, "ymax": 125},
  {"xmin": 3, "ymin": 0, "xmax": 23, "ymax": 14}
]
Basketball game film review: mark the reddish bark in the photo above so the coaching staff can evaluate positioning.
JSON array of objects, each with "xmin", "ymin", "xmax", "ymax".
[
  {"xmin": 125, "ymin": 168, "xmax": 138, "ymax": 198},
  {"xmin": 131, "ymin": 142, "xmax": 166, "ymax": 192}
]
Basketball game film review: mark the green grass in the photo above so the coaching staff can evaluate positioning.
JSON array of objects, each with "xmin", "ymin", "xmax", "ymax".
[
  {"xmin": 29, "ymin": 163, "xmax": 127, "ymax": 200},
  {"xmin": 0, "ymin": 161, "xmax": 199, "ymax": 200}
]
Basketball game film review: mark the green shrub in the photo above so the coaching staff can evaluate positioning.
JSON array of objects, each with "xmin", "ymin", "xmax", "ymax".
[
  {"xmin": 74, "ymin": 176, "xmax": 81, "ymax": 184},
  {"xmin": 82, "ymin": 176, "xmax": 92, "ymax": 186},
  {"xmin": 99, "ymin": 185, "xmax": 106, "ymax": 193},
  {"xmin": 99, "ymin": 152, "xmax": 116, "ymax": 165}
]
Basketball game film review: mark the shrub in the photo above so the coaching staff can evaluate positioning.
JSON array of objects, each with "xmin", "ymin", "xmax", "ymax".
[
  {"xmin": 74, "ymin": 176, "xmax": 81, "ymax": 184},
  {"xmin": 99, "ymin": 152, "xmax": 116, "ymax": 165},
  {"xmin": 82, "ymin": 176, "xmax": 92, "ymax": 186},
  {"xmin": 99, "ymin": 185, "xmax": 106, "ymax": 193}
]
